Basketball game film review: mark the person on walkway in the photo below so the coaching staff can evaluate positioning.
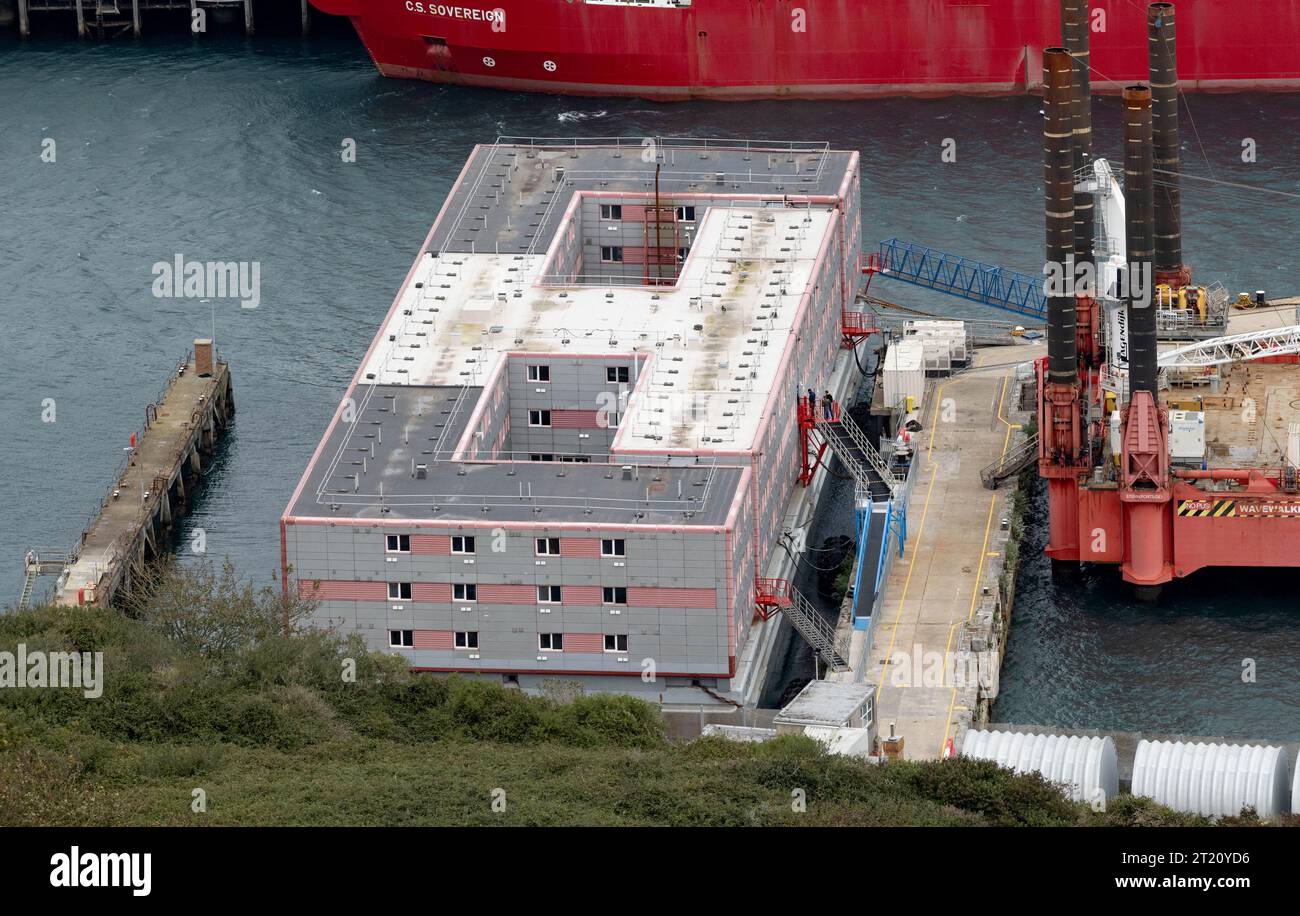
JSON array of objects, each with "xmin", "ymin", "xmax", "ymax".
[
  {"xmin": 822, "ymin": 391, "xmax": 835, "ymax": 420},
  {"xmin": 807, "ymin": 388, "xmax": 816, "ymax": 413}
]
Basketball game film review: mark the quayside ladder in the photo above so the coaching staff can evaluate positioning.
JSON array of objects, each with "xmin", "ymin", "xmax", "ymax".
[
  {"xmin": 19, "ymin": 548, "xmax": 72, "ymax": 610},
  {"xmin": 755, "ymin": 578, "xmax": 850, "ymax": 673},
  {"xmin": 980, "ymin": 432, "xmax": 1040, "ymax": 489}
]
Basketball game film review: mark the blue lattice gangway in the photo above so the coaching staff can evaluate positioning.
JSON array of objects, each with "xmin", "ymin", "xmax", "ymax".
[{"xmin": 872, "ymin": 238, "xmax": 1047, "ymax": 320}]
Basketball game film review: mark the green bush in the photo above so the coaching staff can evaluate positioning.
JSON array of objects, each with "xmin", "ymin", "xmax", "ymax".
[{"xmin": 0, "ymin": 561, "xmax": 1240, "ymax": 827}]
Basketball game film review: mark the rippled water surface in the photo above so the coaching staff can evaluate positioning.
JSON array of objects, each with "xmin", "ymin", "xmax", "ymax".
[{"xmin": 2, "ymin": 30, "xmax": 1297, "ymax": 735}]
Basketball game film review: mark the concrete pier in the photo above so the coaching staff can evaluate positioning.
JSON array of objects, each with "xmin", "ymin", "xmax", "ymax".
[
  {"xmin": 834, "ymin": 342, "xmax": 1041, "ymax": 760},
  {"xmin": 55, "ymin": 341, "xmax": 234, "ymax": 607}
]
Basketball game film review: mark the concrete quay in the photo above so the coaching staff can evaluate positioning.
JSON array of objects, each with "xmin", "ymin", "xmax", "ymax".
[{"xmin": 834, "ymin": 342, "xmax": 1042, "ymax": 760}]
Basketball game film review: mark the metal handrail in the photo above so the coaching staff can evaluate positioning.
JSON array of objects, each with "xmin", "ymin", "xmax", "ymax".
[
  {"xmin": 819, "ymin": 406, "xmax": 899, "ymax": 490},
  {"xmin": 496, "ymin": 135, "xmax": 830, "ymax": 155},
  {"xmin": 980, "ymin": 433, "xmax": 1039, "ymax": 489},
  {"xmin": 786, "ymin": 584, "xmax": 851, "ymax": 672}
]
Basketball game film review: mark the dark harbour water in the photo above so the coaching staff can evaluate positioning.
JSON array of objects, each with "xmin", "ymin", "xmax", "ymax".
[{"xmin": 2, "ymin": 32, "xmax": 1298, "ymax": 736}]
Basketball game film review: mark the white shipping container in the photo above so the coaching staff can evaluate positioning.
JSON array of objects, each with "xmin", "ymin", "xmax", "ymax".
[
  {"xmin": 905, "ymin": 319, "xmax": 968, "ymax": 363},
  {"xmin": 919, "ymin": 336, "xmax": 953, "ymax": 373},
  {"xmin": 883, "ymin": 339, "xmax": 925, "ymax": 410},
  {"xmin": 1169, "ymin": 409, "xmax": 1206, "ymax": 461}
]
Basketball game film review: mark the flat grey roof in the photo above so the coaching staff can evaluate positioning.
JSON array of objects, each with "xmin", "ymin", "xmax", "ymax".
[
  {"xmin": 290, "ymin": 385, "xmax": 744, "ymax": 526},
  {"xmin": 428, "ymin": 136, "xmax": 856, "ymax": 257},
  {"xmin": 775, "ymin": 681, "xmax": 874, "ymax": 728}
]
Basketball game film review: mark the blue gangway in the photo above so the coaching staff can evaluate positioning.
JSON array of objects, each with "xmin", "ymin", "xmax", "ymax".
[{"xmin": 875, "ymin": 238, "xmax": 1047, "ymax": 320}]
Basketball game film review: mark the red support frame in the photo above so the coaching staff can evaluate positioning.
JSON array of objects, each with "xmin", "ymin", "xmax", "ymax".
[
  {"xmin": 797, "ymin": 394, "xmax": 829, "ymax": 486},
  {"xmin": 754, "ymin": 576, "xmax": 791, "ymax": 620}
]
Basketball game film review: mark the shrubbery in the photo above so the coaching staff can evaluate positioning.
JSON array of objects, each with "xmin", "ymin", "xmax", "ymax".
[{"xmin": 0, "ymin": 561, "xmax": 1224, "ymax": 827}]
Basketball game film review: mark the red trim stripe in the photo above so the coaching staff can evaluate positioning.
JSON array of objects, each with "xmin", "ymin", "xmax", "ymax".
[
  {"xmin": 563, "ymin": 585, "xmax": 603, "ymax": 606},
  {"xmin": 565, "ymin": 633, "xmax": 605, "ymax": 653},
  {"xmin": 411, "ymin": 534, "xmax": 450, "ymax": 555},
  {"xmin": 413, "ymin": 630, "xmax": 454, "ymax": 650},
  {"xmin": 476, "ymin": 583, "xmax": 537, "ymax": 604},
  {"xmin": 550, "ymin": 409, "xmax": 602, "ymax": 429},
  {"xmin": 413, "ymin": 583, "xmax": 452, "ymax": 602},
  {"xmin": 564, "ymin": 537, "xmax": 601, "ymax": 558}
]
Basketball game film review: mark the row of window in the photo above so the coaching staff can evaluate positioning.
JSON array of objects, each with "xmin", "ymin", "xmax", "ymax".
[
  {"xmin": 599, "ymin": 204, "xmax": 696, "ymax": 222},
  {"xmin": 385, "ymin": 534, "xmax": 626, "ymax": 557},
  {"xmin": 525, "ymin": 365, "xmax": 631, "ymax": 384},
  {"xmin": 526, "ymin": 408, "xmax": 620, "ymax": 428},
  {"xmin": 389, "ymin": 630, "xmax": 629, "ymax": 653},
  {"xmin": 600, "ymin": 246, "xmax": 690, "ymax": 265},
  {"xmin": 387, "ymin": 583, "xmax": 631, "ymax": 605}
]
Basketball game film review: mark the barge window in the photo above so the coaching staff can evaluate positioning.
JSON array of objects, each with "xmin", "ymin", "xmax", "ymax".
[
  {"xmin": 604, "ymin": 634, "xmax": 628, "ymax": 652},
  {"xmin": 388, "ymin": 630, "xmax": 413, "ymax": 648}
]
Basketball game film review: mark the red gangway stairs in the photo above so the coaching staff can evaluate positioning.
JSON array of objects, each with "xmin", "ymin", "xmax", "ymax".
[{"xmin": 755, "ymin": 578, "xmax": 851, "ymax": 673}]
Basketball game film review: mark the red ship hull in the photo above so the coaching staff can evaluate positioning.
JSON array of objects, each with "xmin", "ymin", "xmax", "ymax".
[{"xmin": 311, "ymin": 0, "xmax": 1300, "ymax": 100}]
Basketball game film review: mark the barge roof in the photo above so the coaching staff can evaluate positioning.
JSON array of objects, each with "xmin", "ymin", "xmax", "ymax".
[
  {"xmin": 360, "ymin": 138, "xmax": 857, "ymax": 453},
  {"xmin": 289, "ymin": 384, "xmax": 746, "ymax": 527}
]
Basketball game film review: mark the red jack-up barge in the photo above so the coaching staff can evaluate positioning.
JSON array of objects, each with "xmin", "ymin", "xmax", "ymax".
[{"xmin": 1039, "ymin": 2, "xmax": 1300, "ymax": 597}]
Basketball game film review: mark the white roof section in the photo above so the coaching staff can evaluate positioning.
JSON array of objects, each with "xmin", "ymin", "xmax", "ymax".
[
  {"xmin": 774, "ymin": 680, "xmax": 873, "ymax": 729},
  {"xmin": 360, "ymin": 204, "xmax": 837, "ymax": 452}
]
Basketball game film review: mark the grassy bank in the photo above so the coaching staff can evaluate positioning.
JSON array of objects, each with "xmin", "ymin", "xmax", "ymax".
[{"xmin": 0, "ymin": 562, "xmax": 1227, "ymax": 826}]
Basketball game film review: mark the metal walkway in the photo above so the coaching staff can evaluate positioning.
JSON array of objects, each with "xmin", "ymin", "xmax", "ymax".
[
  {"xmin": 18, "ymin": 569, "xmax": 36, "ymax": 610},
  {"xmin": 874, "ymin": 238, "xmax": 1047, "ymax": 320},
  {"xmin": 980, "ymin": 432, "xmax": 1039, "ymax": 489},
  {"xmin": 18, "ymin": 548, "xmax": 73, "ymax": 610},
  {"xmin": 812, "ymin": 407, "xmax": 897, "ymax": 501},
  {"xmin": 756, "ymin": 578, "xmax": 851, "ymax": 673}
]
